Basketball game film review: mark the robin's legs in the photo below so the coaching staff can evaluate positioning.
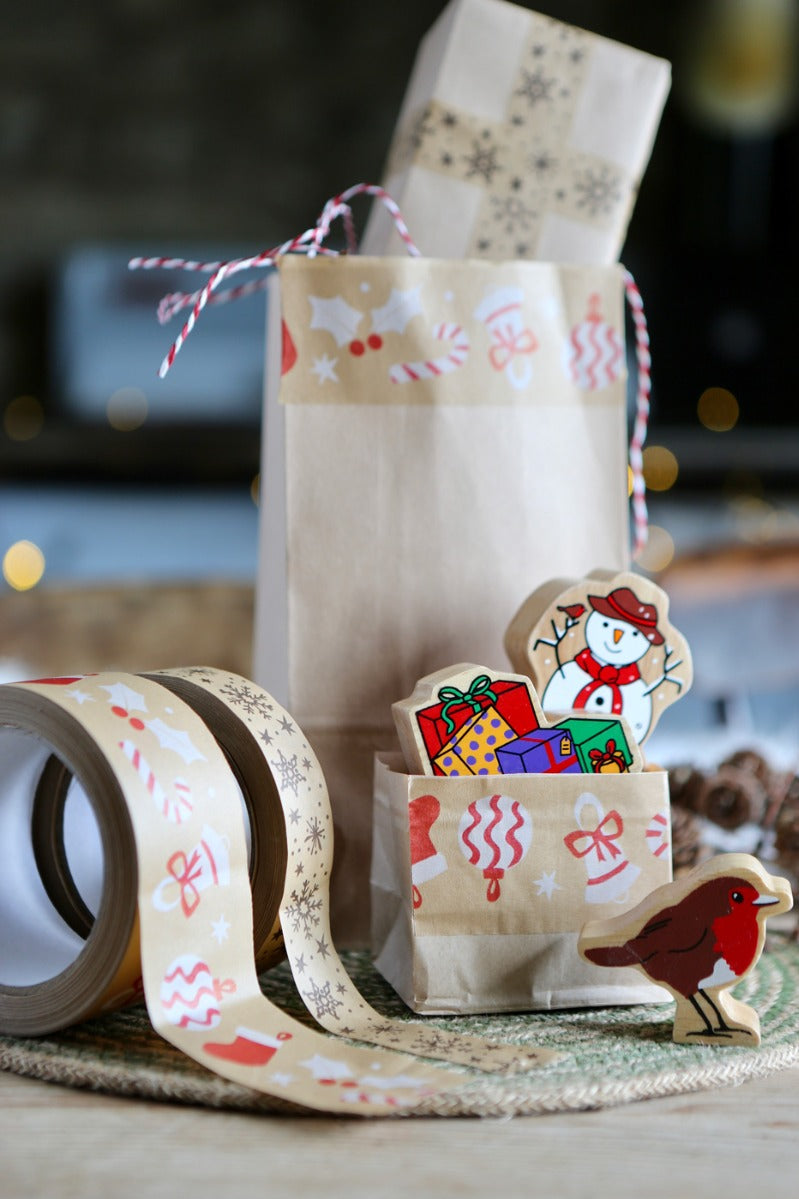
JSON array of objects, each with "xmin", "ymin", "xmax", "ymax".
[
  {"xmin": 687, "ymin": 992, "xmax": 719, "ymax": 1036},
  {"xmin": 699, "ymin": 988, "xmax": 755, "ymax": 1037}
]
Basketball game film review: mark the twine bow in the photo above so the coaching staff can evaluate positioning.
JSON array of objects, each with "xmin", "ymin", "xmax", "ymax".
[
  {"xmin": 563, "ymin": 810, "xmax": 624, "ymax": 863},
  {"xmin": 438, "ymin": 675, "xmax": 498, "ymax": 733},
  {"xmin": 165, "ymin": 848, "xmax": 204, "ymax": 918},
  {"xmin": 488, "ymin": 327, "xmax": 538, "ymax": 372}
]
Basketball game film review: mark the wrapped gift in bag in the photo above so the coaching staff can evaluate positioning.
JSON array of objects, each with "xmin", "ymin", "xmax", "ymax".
[
  {"xmin": 138, "ymin": 184, "xmax": 652, "ymax": 946},
  {"xmin": 361, "ymin": 0, "xmax": 671, "ymax": 263},
  {"xmin": 371, "ymin": 752, "xmax": 672, "ymax": 1012}
]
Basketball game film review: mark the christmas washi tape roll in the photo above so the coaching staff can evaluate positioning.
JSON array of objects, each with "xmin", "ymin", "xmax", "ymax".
[
  {"xmin": 144, "ymin": 668, "xmax": 550, "ymax": 1073},
  {"xmin": 0, "ymin": 671, "xmax": 553, "ymax": 1115}
]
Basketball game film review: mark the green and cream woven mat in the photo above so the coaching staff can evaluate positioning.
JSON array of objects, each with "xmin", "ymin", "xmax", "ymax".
[{"xmin": 3, "ymin": 940, "xmax": 799, "ymax": 1117}]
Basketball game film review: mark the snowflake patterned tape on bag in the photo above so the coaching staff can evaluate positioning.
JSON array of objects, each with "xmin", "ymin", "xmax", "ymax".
[
  {"xmin": 130, "ymin": 182, "xmax": 650, "ymax": 556},
  {"xmin": 0, "ymin": 668, "xmax": 556, "ymax": 1117}
]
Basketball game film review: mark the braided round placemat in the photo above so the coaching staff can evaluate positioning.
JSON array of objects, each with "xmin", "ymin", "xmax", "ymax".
[{"xmin": 3, "ymin": 939, "xmax": 799, "ymax": 1117}]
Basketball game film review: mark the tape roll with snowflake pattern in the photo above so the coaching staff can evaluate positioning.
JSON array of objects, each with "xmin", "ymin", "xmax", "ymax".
[{"xmin": 0, "ymin": 669, "xmax": 553, "ymax": 1115}]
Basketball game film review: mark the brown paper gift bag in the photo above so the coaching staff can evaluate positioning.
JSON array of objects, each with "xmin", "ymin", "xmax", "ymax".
[
  {"xmin": 253, "ymin": 235, "xmax": 650, "ymax": 945},
  {"xmin": 371, "ymin": 753, "xmax": 672, "ymax": 1012}
]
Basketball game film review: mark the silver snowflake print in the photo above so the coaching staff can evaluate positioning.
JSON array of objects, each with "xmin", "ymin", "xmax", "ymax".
[
  {"xmin": 284, "ymin": 878, "xmax": 323, "ymax": 935},
  {"xmin": 218, "ymin": 681, "xmax": 274, "ymax": 720},
  {"xmin": 368, "ymin": 1021, "xmax": 403, "ymax": 1045},
  {"xmin": 463, "ymin": 138, "xmax": 502, "ymax": 183},
  {"xmin": 529, "ymin": 149, "xmax": 557, "ymax": 176},
  {"xmin": 303, "ymin": 978, "xmax": 343, "ymax": 1020},
  {"xmin": 271, "ymin": 749, "xmax": 305, "ymax": 796},
  {"xmin": 573, "ymin": 165, "xmax": 622, "ymax": 216},
  {"xmin": 406, "ymin": 104, "xmax": 435, "ymax": 152},
  {"xmin": 490, "ymin": 193, "xmax": 536, "ymax": 235},
  {"xmin": 304, "ymin": 815, "xmax": 325, "ymax": 854},
  {"xmin": 515, "ymin": 67, "xmax": 556, "ymax": 107},
  {"xmin": 409, "ymin": 1029, "xmax": 452, "ymax": 1054}
]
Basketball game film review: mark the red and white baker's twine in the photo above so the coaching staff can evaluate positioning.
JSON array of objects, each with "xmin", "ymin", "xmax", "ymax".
[
  {"xmin": 129, "ymin": 183, "xmax": 419, "ymax": 378},
  {"xmin": 623, "ymin": 269, "xmax": 650, "ymax": 558},
  {"xmin": 131, "ymin": 183, "xmax": 649, "ymax": 555}
]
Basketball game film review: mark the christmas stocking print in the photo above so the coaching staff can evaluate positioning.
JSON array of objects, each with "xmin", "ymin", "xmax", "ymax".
[{"xmin": 409, "ymin": 793, "xmax": 448, "ymax": 909}]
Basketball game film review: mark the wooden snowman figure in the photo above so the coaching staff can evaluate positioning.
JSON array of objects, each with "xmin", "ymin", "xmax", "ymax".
[{"xmin": 539, "ymin": 585, "xmax": 664, "ymax": 743}]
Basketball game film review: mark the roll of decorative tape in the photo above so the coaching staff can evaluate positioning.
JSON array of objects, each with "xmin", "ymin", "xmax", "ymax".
[{"xmin": 0, "ymin": 671, "xmax": 554, "ymax": 1115}]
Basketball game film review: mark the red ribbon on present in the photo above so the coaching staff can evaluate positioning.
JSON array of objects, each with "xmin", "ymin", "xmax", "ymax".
[
  {"xmin": 488, "ymin": 327, "xmax": 538, "ymax": 372},
  {"xmin": 563, "ymin": 810, "xmax": 624, "ymax": 864},
  {"xmin": 165, "ymin": 848, "xmax": 204, "ymax": 917}
]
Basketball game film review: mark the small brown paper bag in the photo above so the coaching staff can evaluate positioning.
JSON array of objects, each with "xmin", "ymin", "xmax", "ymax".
[
  {"xmin": 253, "ymin": 248, "xmax": 646, "ymax": 944},
  {"xmin": 361, "ymin": 0, "xmax": 671, "ymax": 263},
  {"xmin": 371, "ymin": 752, "xmax": 672, "ymax": 1012}
]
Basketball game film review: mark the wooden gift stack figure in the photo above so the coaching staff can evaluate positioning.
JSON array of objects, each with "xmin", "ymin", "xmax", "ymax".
[{"xmin": 505, "ymin": 571, "xmax": 693, "ymax": 745}]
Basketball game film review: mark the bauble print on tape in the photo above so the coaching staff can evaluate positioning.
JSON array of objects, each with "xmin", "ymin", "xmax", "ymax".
[
  {"xmin": 564, "ymin": 293, "xmax": 623, "ymax": 390},
  {"xmin": 159, "ymin": 954, "xmax": 236, "ymax": 1031},
  {"xmin": 458, "ymin": 793, "xmax": 533, "ymax": 903}
]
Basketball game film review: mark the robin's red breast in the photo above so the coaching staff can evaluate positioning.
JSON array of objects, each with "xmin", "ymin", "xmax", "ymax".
[{"xmin": 578, "ymin": 854, "xmax": 793, "ymax": 1043}]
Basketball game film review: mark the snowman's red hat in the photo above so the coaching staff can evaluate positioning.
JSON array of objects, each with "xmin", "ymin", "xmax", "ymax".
[{"xmin": 587, "ymin": 586, "xmax": 664, "ymax": 645}]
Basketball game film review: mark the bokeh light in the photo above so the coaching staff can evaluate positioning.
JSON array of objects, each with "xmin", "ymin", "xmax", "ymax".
[
  {"xmin": 107, "ymin": 387, "xmax": 148, "ymax": 432},
  {"xmin": 697, "ymin": 386, "xmax": 739, "ymax": 431},
  {"xmin": 4, "ymin": 395, "xmax": 44, "ymax": 441},
  {"xmin": 635, "ymin": 524, "xmax": 675, "ymax": 574},
  {"xmin": 3, "ymin": 540, "xmax": 46, "ymax": 591},
  {"xmin": 642, "ymin": 445, "xmax": 679, "ymax": 492}
]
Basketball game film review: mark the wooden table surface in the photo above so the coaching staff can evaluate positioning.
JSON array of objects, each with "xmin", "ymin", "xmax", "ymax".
[{"xmin": 2, "ymin": 1063, "xmax": 798, "ymax": 1199}]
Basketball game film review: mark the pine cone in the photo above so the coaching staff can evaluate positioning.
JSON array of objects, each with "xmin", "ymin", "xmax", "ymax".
[
  {"xmin": 667, "ymin": 764, "xmax": 706, "ymax": 813},
  {"xmin": 670, "ymin": 804, "xmax": 711, "ymax": 875},
  {"xmin": 695, "ymin": 765, "xmax": 768, "ymax": 830}
]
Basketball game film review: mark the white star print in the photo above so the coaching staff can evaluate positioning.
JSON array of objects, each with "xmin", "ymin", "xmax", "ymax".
[
  {"xmin": 211, "ymin": 915, "xmax": 231, "ymax": 944},
  {"xmin": 311, "ymin": 353, "xmax": 339, "ymax": 384},
  {"xmin": 66, "ymin": 688, "xmax": 95, "ymax": 705},
  {"xmin": 534, "ymin": 870, "xmax": 562, "ymax": 899}
]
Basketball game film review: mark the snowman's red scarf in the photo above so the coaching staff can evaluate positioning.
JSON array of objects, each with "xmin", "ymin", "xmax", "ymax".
[{"xmin": 572, "ymin": 648, "xmax": 640, "ymax": 715}]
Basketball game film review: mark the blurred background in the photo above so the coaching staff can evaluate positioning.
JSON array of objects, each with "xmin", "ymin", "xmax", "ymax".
[{"xmin": 0, "ymin": 0, "xmax": 798, "ymax": 760}]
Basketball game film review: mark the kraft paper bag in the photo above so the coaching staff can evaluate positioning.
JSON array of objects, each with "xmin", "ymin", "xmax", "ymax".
[
  {"xmin": 371, "ymin": 753, "xmax": 672, "ymax": 1013},
  {"xmin": 253, "ymin": 252, "xmax": 634, "ymax": 944},
  {"xmin": 361, "ymin": 0, "xmax": 671, "ymax": 264}
]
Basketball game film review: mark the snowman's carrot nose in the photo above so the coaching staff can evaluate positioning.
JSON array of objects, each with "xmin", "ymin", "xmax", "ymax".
[{"xmin": 613, "ymin": 628, "xmax": 624, "ymax": 644}]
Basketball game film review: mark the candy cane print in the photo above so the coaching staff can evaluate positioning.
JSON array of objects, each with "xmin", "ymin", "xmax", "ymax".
[
  {"xmin": 388, "ymin": 321, "xmax": 470, "ymax": 384},
  {"xmin": 118, "ymin": 739, "xmax": 193, "ymax": 823}
]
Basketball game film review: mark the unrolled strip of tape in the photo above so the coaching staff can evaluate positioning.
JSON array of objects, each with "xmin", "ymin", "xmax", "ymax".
[{"xmin": 0, "ymin": 670, "xmax": 554, "ymax": 1116}]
